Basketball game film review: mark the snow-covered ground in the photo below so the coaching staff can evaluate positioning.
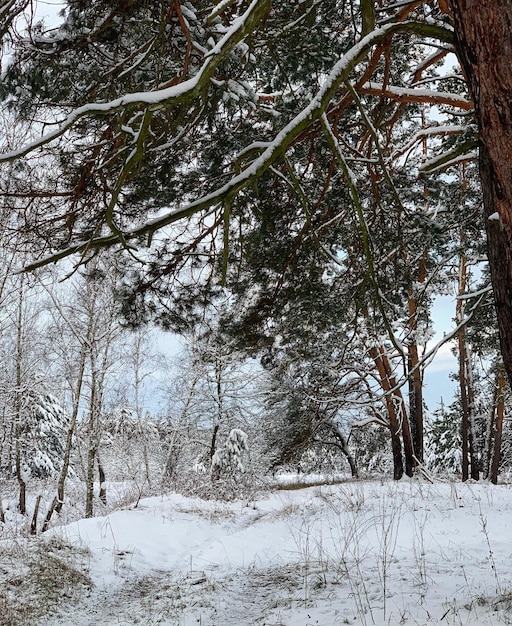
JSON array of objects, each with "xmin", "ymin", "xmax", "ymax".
[{"xmin": 2, "ymin": 478, "xmax": 512, "ymax": 625}]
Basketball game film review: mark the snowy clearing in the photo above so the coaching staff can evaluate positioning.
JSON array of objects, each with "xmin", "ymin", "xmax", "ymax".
[{"xmin": 2, "ymin": 478, "xmax": 512, "ymax": 625}]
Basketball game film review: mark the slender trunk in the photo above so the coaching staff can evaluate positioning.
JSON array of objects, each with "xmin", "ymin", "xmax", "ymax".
[
  {"xmin": 490, "ymin": 368, "xmax": 506, "ymax": 484},
  {"xmin": 85, "ymin": 371, "xmax": 98, "ymax": 519},
  {"xmin": 30, "ymin": 494, "xmax": 42, "ymax": 536},
  {"xmin": 15, "ymin": 440, "xmax": 26, "ymax": 515},
  {"xmin": 98, "ymin": 457, "xmax": 107, "ymax": 505},
  {"xmin": 407, "ymin": 346, "xmax": 424, "ymax": 463},
  {"xmin": 483, "ymin": 378, "xmax": 497, "ymax": 480},
  {"xmin": 132, "ymin": 333, "xmax": 151, "ymax": 488},
  {"xmin": 405, "ymin": 217, "xmax": 428, "ymax": 465},
  {"xmin": 210, "ymin": 354, "xmax": 223, "ymax": 467},
  {"xmin": 15, "ymin": 277, "xmax": 26, "ymax": 515},
  {"xmin": 162, "ymin": 429, "xmax": 181, "ymax": 481},
  {"xmin": 450, "ymin": 0, "xmax": 512, "ymax": 390},
  {"xmin": 369, "ymin": 346, "xmax": 404, "ymax": 479},
  {"xmin": 43, "ymin": 344, "xmax": 87, "ymax": 531},
  {"xmin": 332, "ymin": 424, "xmax": 358, "ymax": 478},
  {"xmin": 456, "ymin": 243, "xmax": 479, "ymax": 480},
  {"xmin": 458, "ymin": 331, "xmax": 469, "ymax": 481},
  {"xmin": 85, "ymin": 442, "xmax": 96, "ymax": 518},
  {"xmin": 210, "ymin": 422, "xmax": 220, "ymax": 462},
  {"xmin": 162, "ymin": 376, "xmax": 198, "ymax": 484},
  {"xmin": 465, "ymin": 348, "xmax": 479, "ymax": 480}
]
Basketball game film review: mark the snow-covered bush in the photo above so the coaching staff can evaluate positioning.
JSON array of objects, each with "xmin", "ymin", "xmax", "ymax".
[
  {"xmin": 350, "ymin": 424, "xmax": 392, "ymax": 477},
  {"xmin": 98, "ymin": 407, "xmax": 164, "ymax": 485},
  {"xmin": 211, "ymin": 428, "xmax": 248, "ymax": 480},
  {"xmin": 425, "ymin": 403, "xmax": 462, "ymax": 475},
  {"xmin": 18, "ymin": 393, "xmax": 71, "ymax": 479}
]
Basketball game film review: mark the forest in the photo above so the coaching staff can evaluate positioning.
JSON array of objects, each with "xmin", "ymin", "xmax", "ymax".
[{"xmin": 0, "ymin": 0, "xmax": 511, "ymax": 526}]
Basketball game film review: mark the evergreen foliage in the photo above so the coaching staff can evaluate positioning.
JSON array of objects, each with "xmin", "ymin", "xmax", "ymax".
[
  {"xmin": 426, "ymin": 401, "xmax": 463, "ymax": 475},
  {"xmin": 0, "ymin": 0, "xmax": 510, "ymax": 492},
  {"xmin": 18, "ymin": 392, "xmax": 70, "ymax": 479}
]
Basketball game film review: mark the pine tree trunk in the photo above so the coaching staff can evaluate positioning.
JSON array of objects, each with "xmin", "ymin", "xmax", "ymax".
[
  {"xmin": 450, "ymin": 0, "xmax": 512, "ymax": 390},
  {"xmin": 407, "ymin": 347, "xmax": 424, "ymax": 463},
  {"xmin": 483, "ymin": 378, "xmax": 497, "ymax": 480},
  {"xmin": 490, "ymin": 368, "xmax": 506, "ymax": 484},
  {"xmin": 381, "ymin": 347, "xmax": 415, "ymax": 477},
  {"xmin": 406, "ymin": 247, "xmax": 427, "ymax": 464},
  {"xmin": 369, "ymin": 346, "xmax": 405, "ymax": 479}
]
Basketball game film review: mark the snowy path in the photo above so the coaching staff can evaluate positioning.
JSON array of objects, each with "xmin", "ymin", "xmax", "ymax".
[{"xmin": 21, "ymin": 480, "xmax": 512, "ymax": 625}]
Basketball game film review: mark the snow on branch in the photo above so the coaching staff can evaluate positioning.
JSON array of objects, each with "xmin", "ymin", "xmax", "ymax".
[
  {"xmin": 392, "ymin": 125, "xmax": 466, "ymax": 161},
  {"xmin": 360, "ymin": 82, "xmax": 472, "ymax": 110},
  {"xmin": 0, "ymin": 0, "xmax": 272, "ymax": 163},
  {"xmin": 418, "ymin": 139, "xmax": 478, "ymax": 173},
  {"xmin": 22, "ymin": 19, "xmax": 454, "ymax": 271}
]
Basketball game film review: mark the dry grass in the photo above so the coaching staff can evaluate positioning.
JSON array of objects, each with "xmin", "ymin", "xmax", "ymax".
[{"xmin": 0, "ymin": 536, "xmax": 92, "ymax": 626}]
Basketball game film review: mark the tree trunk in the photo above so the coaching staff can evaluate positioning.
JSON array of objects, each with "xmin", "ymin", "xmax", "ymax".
[
  {"xmin": 85, "ymin": 374, "xmax": 98, "ymax": 519},
  {"xmin": 43, "ymin": 344, "xmax": 87, "ymax": 532},
  {"xmin": 15, "ymin": 440, "xmax": 26, "ymax": 515},
  {"xmin": 490, "ymin": 368, "xmax": 506, "ymax": 484},
  {"xmin": 369, "ymin": 346, "xmax": 406, "ymax": 479},
  {"xmin": 456, "ymin": 236, "xmax": 480, "ymax": 481},
  {"xmin": 15, "ymin": 277, "xmax": 26, "ymax": 515},
  {"xmin": 331, "ymin": 424, "xmax": 358, "ymax": 478},
  {"xmin": 85, "ymin": 442, "xmax": 96, "ymax": 519},
  {"xmin": 407, "ymin": 346, "xmax": 424, "ymax": 463},
  {"xmin": 450, "ymin": 0, "xmax": 512, "ymax": 390},
  {"xmin": 210, "ymin": 421, "xmax": 220, "ymax": 462},
  {"xmin": 98, "ymin": 457, "xmax": 107, "ymax": 505},
  {"xmin": 406, "ymin": 243, "xmax": 427, "ymax": 464},
  {"xmin": 30, "ymin": 495, "xmax": 42, "ymax": 536}
]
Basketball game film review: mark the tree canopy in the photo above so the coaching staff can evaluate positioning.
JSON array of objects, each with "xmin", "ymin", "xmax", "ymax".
[{"xmin": 1, "ymin": 0, "xmax": 512, "ymax": 481}]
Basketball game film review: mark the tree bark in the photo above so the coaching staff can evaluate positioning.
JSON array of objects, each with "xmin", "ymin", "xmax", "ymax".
[
  {"xmin": 490, "ymin": 368, "xmax": 506, "ymax": 484},
  {"xmin": 98, "ymin": 457, "xmax": 107, "ymax": 506},
  {"xmin": 456, "ymin": 245, "xmax": 479, "ymax": 480},
  {"xmin": 30, "ymin": 494, "xmax": 42, "ymax": 536},
  {"xmin": 369, "ymin": 346, "xmax": 406, "ymax": 479},
  {"xmin": 43, "ymin": 344, "xmax": 87, "ymax": 532},
  {"xmin": 450, "ymin": 0, "xmax": 512, "ymax": 390}
]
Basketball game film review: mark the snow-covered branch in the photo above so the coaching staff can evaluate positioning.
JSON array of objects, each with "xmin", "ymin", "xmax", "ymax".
[
  {"xmin": 0, "ymin": 0, "xmax": 272, "ymax": 163},
  {"xmin": 23, "ymin": 19, "xmax": 454, "ymax": 271}
]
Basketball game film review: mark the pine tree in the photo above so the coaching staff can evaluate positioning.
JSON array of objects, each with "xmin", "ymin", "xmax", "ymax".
[
  {"xmin": 18, "ymin": 392, "xmax": 70, "ymax": 479},
  {"xmin": 2, "ymin": 1, "xmax": 507, "ymax": 482}
]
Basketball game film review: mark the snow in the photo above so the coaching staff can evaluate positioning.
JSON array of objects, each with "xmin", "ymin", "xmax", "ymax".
[
  {"xmin": 361, "ymin": 82, "xmax": 472, "ymax": 109},
  {"xmin": 11, "ymin": 478, "xmax": 509, "ymax": 625},
  {"xmin": 0, "ymin": 0, "xmax": 266, "ymax": 163}
]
